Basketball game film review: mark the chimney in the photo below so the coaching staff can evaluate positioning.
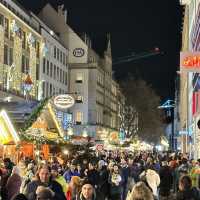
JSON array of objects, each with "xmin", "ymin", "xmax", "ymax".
[{"xmin": 57, "ymin": 4, "xmax": 67, "ymax": 24}]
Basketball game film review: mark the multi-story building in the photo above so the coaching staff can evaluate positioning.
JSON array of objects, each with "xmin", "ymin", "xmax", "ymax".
[
  {"xmin": 180, "ymin": 0, "xmax": 200, "ymax": 158},
  {"xmin": 0, "ymin": 0, "xmax": 69, "ymax": 101},
  {"xmin": 30, "ymin": 13, "xmax": 69, "ymax": 100},
  {"xmin": 0, "ymin": 0, "xmax": 43, "ymax": 99},
  {"xmin": 37, "ymin": 3, "xmax": 121, "ymax": 139}
]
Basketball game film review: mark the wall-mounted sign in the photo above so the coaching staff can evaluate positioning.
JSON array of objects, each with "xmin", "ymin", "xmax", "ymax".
[
  {"xmin": 73, "ymin": 48, "xmax": 85, "ymax": 57},
  {"xmin": 180, "ymin": 52, "xmax": 200, "ymax": 72},
  {"xmin": 54, "ymin": 95, "xmax": 75, "ymax": 109}
]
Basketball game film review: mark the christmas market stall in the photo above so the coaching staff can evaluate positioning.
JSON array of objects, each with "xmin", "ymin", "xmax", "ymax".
[
  {"xmin": 19, "ymin": 98, "xmax": 67, "ymax": 160},
  {"xmin": 0, "ymin": 109, "xmax": 20, "ymax": 162}
]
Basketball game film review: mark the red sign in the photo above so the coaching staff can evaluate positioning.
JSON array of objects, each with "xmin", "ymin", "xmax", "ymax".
[{"xmin": 180, "ymin": 52, "xmax": 200, "ymax": 72}]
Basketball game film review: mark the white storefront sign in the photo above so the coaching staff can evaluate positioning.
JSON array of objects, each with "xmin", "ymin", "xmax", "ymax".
[{"xmin": 54, "ymin": 94, "xmax": 75, "ymax": 109}]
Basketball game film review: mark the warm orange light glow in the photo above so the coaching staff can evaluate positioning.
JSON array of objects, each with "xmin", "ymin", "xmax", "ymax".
[
  {"xmin": 0, "ymin": 110, "xmax": 20, "ymax": 144},
  {"xmin": 182, "ymin": 56, "xmax": 200, "ymax": 67}
]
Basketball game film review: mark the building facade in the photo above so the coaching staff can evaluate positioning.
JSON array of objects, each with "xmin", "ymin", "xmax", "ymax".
[
  {"xmin": 0, "ymin": 0, "xmax": 43, "ymax": 99},
  {"xmin": 37, "ymin": 4, "xmax": 121, "ymax": 139},
  {"xmin": 180, "ymin": 0, "xmax": 200, "ymax": 158}
]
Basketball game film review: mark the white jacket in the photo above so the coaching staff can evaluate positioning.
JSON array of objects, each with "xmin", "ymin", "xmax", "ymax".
[{"xmin": 140, "ymin": 169, "xmax": 160, "ymax": 196}]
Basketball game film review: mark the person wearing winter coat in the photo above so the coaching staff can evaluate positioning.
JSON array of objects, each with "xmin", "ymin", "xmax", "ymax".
[
  {"xmin": 139, "ymin": 167, "xmax": 160, "ymax": 198},
  {"xmin": 86, "ymin": 162, "xmax": 99, "ymax": 189},
  {"xmin": 176, "ymin": 175, "xmax": 200, "ymax": 200},
  {"xmin": 25, "ymin": 165, "xmax": 66, "ymax": 200},
  {"xmin": 6, "ymin": 166, "xmax": 22, "ymax": 200},
  {"xmin": 63, "ymin": 163, "xmax": 80, "ymax": 183},
  {"xmin": 159, "ymin": 161, "xmax": 173, "ymax": 198},
  {"xmin": 97, "ymin": 160, "xmax": 109, "ymax": 200},
  {"xmin": 108, "ymin": 164, "xmax": 123, "ymax": 200}
]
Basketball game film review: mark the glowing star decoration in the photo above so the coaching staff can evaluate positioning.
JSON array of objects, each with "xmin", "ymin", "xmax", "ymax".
[
  {"xmin": 0, "ymin": 110, "xmax": 20, "ymax": 144},
  {"xmin": 10, "ymin": 20, "xmax": 19, "ymax": 35},
  {"xmin": 27, "ymin": 33, "xmax": 35, "ymax": 47}
]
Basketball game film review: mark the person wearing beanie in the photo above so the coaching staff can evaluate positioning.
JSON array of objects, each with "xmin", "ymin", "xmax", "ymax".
[
  {"xmin": 75, "ymin": 180, "xmax": 102, "ymax": 200},
  {"xmin": 51, "ymin": 165, "xmax": 67, "ymax": 194}
]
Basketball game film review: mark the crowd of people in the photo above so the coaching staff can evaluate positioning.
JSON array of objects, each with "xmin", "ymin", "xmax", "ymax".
[{"xmin": 0, "ymin": 150, "xmax": 200, "ymax": 200}]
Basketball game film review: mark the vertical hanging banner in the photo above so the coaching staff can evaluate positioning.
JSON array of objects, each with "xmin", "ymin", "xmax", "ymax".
[{"xmin": 180, "ymin": 52, "xmax": 200, "ymax": 72}]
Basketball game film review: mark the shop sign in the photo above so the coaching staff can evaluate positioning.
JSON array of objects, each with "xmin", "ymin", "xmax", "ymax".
[
  {"xmin": 73, "ymin": 48, "xmax": 85, "ymax": 57},
  {"xmin": 54, "ymin": 95, "xmax": 75, "ymax": 109},
  {"xmin": 180, "ymin": 52, "xmax": 200, "ymax": 72}
]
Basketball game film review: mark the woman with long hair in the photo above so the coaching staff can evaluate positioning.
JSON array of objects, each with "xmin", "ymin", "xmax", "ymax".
[{"xmin": 127, "ymin": 181, "xmax": 154, "ymax": 200}]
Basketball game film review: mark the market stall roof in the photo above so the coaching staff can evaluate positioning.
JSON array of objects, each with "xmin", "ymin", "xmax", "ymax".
[{"xmin": 0, "ymin": 110, "xmax": 20, "ymax": 145}]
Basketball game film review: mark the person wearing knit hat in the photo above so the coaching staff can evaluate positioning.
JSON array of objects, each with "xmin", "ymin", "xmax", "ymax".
[{"xmin": 75, "ymin": 179, "xmax": 102, "ymax": 200}]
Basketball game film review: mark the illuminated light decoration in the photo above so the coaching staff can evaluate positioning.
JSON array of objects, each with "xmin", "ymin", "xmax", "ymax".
[
  {"xmin": 0, "ymin": 110, "xmax": 20, "ymax": 144},
  {"xmin": 27, "ymin": 32, "xmax": 35, "ymax": 47},
  {"xmin": 82, "ymin": 129, "xmax": 88, "ymax": 138},
  {"xmin": 13, "ymin": 35, "xmax": 22, "ymax": 92},
  {"xmin": 29, "ymin": 46, "xmax": 37, "ymax": 97},
  {"xmin": 47, "ymin": 103, "xmax": 64, "ymax": 137},
  {"xmin": 10, "ymin": 20, "xmax": 19, "ymax": 35},
  {"xmin": 54, "ymin": 95, "xmax": 75, "ymax": 110},
  {"xmin": 180, "ymin": 52, "xmax": 200, "ymax": 72},
  {"xmin": 24, "ymin": 74, "xmax": 33, "ymax": 92}
]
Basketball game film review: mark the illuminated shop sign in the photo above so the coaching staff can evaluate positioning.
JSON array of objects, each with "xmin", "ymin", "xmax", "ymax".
[
  {"xmin": 54, "ymin": 94, "xmax": 75, "ymax": 109},
  {"xmin": 180, "ymin": 52, "xmax": 200, "ymax": 72}
]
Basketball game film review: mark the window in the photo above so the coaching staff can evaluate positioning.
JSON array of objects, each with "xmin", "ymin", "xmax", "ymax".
[
  {"xmin": 63, "ymin": 71, "xmax": 65, "ymax": 83},
  {"xmin": 9, "ymin": 48, "xmax": 13, "ymax": 65},
  {"xmin": 54, "ymin": 46, "xmax": 56, "ymax": 58},
  {"xmin": 42, "ymin": 82, "xmax": 45, "ymax": 98},
  {"xmin": 60, "ymin": 51, "xmax": 62, "ymax": 63},
  {"xmin": 76, "ymin": 111, "xmax": 83, "ymax": 125},
  {"xmin": 60, "ymin": 69, "xmax": 62, "ymax": 82},
  {"xmin": 76, "ymin": 96, "xmax": 83, "ymax": 103},
  {"xmin": 22, "ymin": 55, "xmax": 25, "ymax": 73},
  {"xmin": 22, "ymin": 31, "xmax": 26, "ymax": 49},
  {"xmin": 54, "ymin": 65, "xmax": 56, "ymax": 79},
  {"xmin": 57, "ymin": 67, "xmax": 59, "ymax": 81},
  {"xmin": 57, "ymin": 48, "xmax": 59, "ymax": 60},
  {"xmin": 50, "ymin": 83, "xmax": 52, "ymax": 96},
  {"xmin": 63, "ymin": 52, "xmax": 65, "ymax": 65},
  {"xmin": 36, "ymin": 63, "xmax": 39, "ymax": 80},
  {"xmin": 4, "ymin": 17, "xmax": 9, "ymax": 38},
  {"xmin": 0, "ymin": 14, "xmax": 4, "ymax": 26},
  {"xmin": 46, "ymin": 82, "xmax": 49, "ymax": 97},
  {"xmin": 65, "ymin": 72, "xmax": 68, "ymax": 85},
  {"xmin": 26, "ymin": 58, "xmax": 29, "ymax": 74},
  {"xmin": 76, "ymin": 72, "xmax": 83, "ymax": 83},
  {"xmin": 50, "ymin": 63, "xmax": 53, "ymax": 77},
  {"xmin": 4, "ymin": 44, "xmax": 8, "ymax": 65},
  {"xmin": 43, "ymin": 58, "xmax": 46, "ymax": 74},
  {"xmin": 36, "ymin": 41, "xmax": 40, "ymax": 58},
  {"xmin": 46, "ymin": 60, "xmax": 49, "ymax": 76}
]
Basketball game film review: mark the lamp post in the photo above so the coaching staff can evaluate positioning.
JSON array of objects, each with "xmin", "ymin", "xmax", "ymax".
[{"xmin": 158, "ymin": 100, "xmax": 175, "ymax": 151}]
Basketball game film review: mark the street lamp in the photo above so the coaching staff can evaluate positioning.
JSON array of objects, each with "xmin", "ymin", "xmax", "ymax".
[{"xmin": 158, "ymin": 100, "xmax": 175, "ymax": 150}]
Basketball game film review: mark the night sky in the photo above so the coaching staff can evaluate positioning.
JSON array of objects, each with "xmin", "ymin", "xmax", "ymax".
[{"xmin": 17, "ymin": 0, "xmax": 182, "ymax": 101}]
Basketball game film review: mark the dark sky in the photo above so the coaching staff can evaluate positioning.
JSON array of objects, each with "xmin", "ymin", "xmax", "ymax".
[{"xmin": 17, "ymin": 0, "xmax": 182, "ymax": 101}]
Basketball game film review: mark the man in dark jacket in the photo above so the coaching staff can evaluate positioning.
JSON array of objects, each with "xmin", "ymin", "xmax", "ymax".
[
  {"xmin": 86, "ymin": 162, "xmax": 99, "ymax": 189},
  {"xmin": 159, "ymin": 161, "xmax": 173, "ymax": 199},
  {"xmin": 25, "ymin": 165, "xmax": 66, "ymax": 200},
  {"xmin": 97, "ymin": 160, "xmax": 109, "ymax": 200}
]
